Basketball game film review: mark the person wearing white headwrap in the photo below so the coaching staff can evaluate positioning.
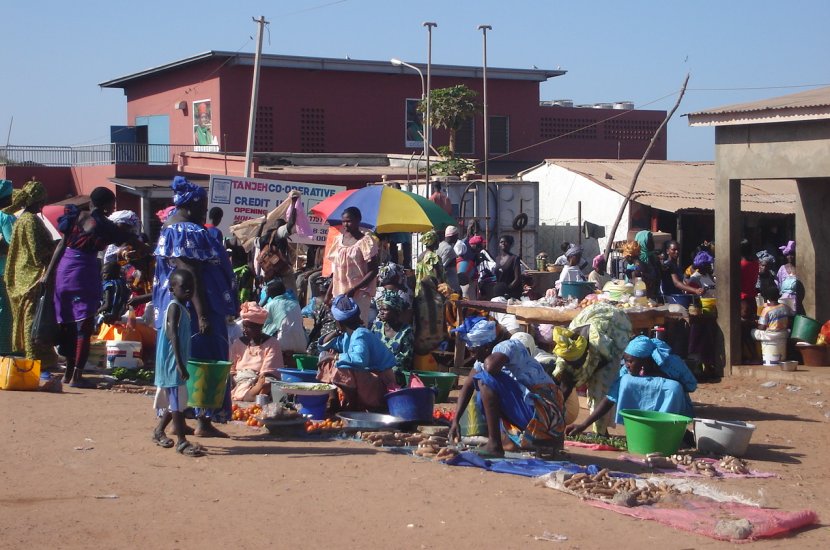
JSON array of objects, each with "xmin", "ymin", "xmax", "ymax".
[
  {"xmin": 449, "ymin": 319, "xmax": 565, "ymax": 457},
  {"xmin": 438, "ymin": 226, "xmax": 460, "ymax": 294},
  {"xmin": 555, "ymin": 244, "xmax": 586, "ymax": 292},
  {"xmin": 103, "ymin": 210, "xmax": 141, "ymax": 264}
]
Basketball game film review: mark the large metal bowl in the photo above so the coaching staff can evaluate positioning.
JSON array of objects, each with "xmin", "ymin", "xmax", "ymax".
[{"xmin": 337, "ymin": 412, "xmax": 407, "ymax": 430}]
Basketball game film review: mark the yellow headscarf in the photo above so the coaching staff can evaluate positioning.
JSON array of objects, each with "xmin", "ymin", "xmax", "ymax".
[
  {"xmin": 622, "ymin": 241, "xmax": 641, "ymax": 259},
  {"xmin": 552, "ymin": 326, "xmax": 587, "ymax": 362}
]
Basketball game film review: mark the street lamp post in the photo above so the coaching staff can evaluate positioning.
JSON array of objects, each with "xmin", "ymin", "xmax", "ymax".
[
  {"xmin": 390, "ymin": 58, "xmax": 426, "ymax": 188},
  {"xmin": 423, "ymin": 21, "xmax": 437, "ymax": 193},
  {"xmin": 478, "ymin": 24, "xmax": 492, "ymax": 246}
]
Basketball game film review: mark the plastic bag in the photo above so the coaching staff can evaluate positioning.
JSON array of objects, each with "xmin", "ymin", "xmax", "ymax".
[{"xmin": 30, "ymin": 285, "xmax": 57, "ymax": 348}]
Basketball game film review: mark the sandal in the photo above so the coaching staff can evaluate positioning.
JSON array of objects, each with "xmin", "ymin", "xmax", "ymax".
[
  {"xmin": 176, "ymin": 441, "xmax": 205, "ymax": 457},
  {"xmin": 152, "ymin": 431, "xmax": 175, "ymax": 449}
]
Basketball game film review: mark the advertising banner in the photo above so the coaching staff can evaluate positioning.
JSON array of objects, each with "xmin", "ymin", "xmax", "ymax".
[{"xmin": 207, "ymin": 175, "xmax": 344, "ymax": 245}]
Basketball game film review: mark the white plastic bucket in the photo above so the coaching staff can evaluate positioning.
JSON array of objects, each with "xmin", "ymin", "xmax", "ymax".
[
  {"xmin": 753, "ymin": 329, "xmax": 787, "ymax": 365},
  {"xmin": 105, "ymin": 341, "xmax": 143, "ymax": 369},
  {"xmin": 694, "ymin": 418, "xmax": 756, "ymax": 457}
]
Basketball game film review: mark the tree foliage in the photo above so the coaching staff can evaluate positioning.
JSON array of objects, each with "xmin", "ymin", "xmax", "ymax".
[{"xmin": 418, "ymin": 85, "xmax": 481, "ymax": 156}]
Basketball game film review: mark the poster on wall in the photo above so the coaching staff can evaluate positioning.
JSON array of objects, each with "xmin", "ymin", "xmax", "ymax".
[
  {"xmin": 193, "ymin": 99, "xmax": 218, "ymax": 150},
  {"xmin": 405, "ymin": 98, "xmax": 425, "ymax": 148},
  {"xmin": 207, "ymin": 174, "xmax": 345, "ymax": 245}
]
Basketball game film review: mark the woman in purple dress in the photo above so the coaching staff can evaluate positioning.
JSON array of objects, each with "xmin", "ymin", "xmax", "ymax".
[{"xmin": 53, "ymin": 187, "xmax": 147, "ymax": 387}]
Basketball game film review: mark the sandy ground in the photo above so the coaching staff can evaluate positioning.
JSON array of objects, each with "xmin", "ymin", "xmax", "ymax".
[{"xmin": 1, "ymin": 374, "xmax": 828, "ymax": 550}]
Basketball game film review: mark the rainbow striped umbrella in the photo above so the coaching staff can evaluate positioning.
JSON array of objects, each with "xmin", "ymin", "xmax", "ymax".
[{"xmin": 310, "ymin": 186, "xmax": 455, "ymax": 233}]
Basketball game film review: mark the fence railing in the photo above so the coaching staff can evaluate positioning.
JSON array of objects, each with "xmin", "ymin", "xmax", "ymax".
[{"xmin": 0, "ymin": 143, "xmax": 215, "ymax": 167}]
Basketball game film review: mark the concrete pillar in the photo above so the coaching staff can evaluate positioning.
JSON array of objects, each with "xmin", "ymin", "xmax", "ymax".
[
  {"xmin": 714, "ymin": 177, "xmax": 742, "ymax": 373},
  {"xmin": 795, "ymin": 178, "xmax": 830, "ymax": 322}
]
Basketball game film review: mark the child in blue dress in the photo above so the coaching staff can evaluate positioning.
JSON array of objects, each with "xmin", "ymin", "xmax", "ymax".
[{"xmin": 151, "ymin": 269, "xmax": 204, "ymax": 457}]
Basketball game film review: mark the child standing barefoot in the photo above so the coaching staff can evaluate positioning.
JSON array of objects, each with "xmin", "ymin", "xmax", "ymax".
[{"xmin": 152, "ymin": 269, "xmax": 203, "ymax": 457}]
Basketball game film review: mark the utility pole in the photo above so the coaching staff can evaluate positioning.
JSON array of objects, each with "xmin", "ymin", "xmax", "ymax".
[
  {"xmin": 423, "ymin": 21, "xmax": 437, "ymax": 194},
  {"xmin": 244, "ymin": 15, "xmax": 268, "ymax": 178},
  {"xmin": 478, "ymin": 24, "xmax": 492, "ymax": 246}
]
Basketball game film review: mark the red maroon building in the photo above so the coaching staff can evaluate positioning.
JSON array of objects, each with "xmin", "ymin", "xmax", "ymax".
[{"xmin": 100, "ymin": 51, "xmax": 667, "ymax": 169}]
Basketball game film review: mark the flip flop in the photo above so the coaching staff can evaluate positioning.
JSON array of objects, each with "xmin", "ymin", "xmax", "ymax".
[
  {"xmin": 152, "ymin": 432, "xmax": 175, "ymax": 449},
  {"xmin": 176, "ymin": 441, "xmax": 205, "ymax": 457}
]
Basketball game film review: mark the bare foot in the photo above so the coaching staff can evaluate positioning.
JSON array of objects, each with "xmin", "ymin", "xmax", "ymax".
[{"xmin": 194, "ymin": 420, "xmax": 229, "ymax": 438}]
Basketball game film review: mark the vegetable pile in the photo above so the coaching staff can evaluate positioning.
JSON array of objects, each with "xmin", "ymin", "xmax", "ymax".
[
  {"xmin": 111, "ymin": 367, "xmax": 153, "ymax": 382},
  {"xmin": 565, "ymin": 432, "xmax": 627, "ymax": 450}
]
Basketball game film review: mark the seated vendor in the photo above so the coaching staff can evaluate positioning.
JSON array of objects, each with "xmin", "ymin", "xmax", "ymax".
[
  {"xmin": 449, "ymin": 319, "xmax": 566, "ymax": 457},
  {"xmin": 565, "ymin": 335, "xmax": 697, "ymax": 436},
  {"xmin": 229, "ymin": 302, "xmax": 284, "ymax": 402},
  {"xmin": 371, "ymin": 290, "xmax": 414, "ymax": 380},
  {"xmin": 317, "ymin": 295, "xmax": 399, "ymax": 411},
  {"xmin": 555, "ymin": 244, "xmax": 586, "ymax": 292}
]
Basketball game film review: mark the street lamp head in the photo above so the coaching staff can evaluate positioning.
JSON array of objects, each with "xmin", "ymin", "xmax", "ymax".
[
  {"xmin": 423, "ymin": 21, "xmax": 437, "ymax": 28},
  {"xmin": 390, "ymin": 58, "xmax": 403, "ymax": 66},
  {"xmin": 478, "ymin": 24, "xmax": 492, "ymax": 31}
]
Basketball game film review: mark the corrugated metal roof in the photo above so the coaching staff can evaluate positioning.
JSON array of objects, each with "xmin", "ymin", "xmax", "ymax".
[
  {"xmin": 100, "ymin": 50, "xmax": 565, "ymax": 88},
  {"xmin": 686, "ymin": 86, "xmax": 830, "ymax": 126},
  {"xmin": 540, "ymin": 159, "xmax": 796, "ymax": 214}
]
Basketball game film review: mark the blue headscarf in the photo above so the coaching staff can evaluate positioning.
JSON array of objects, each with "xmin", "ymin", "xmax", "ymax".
[
  {"xmin": 452, "ymin": 318, "xmax": 497, "ymax": 348},
  {"xmin": 693, "ymin": 251, "xmax": 714, "ymax": 268},
  {"xmin": 331, "ymin": 294, "xmax": 360, "ymax": 322},
  {"xmin": 0, "ymin": 179, "xmax": 12, "ymax": 200},
  {"xmin": 624, "ymin": 335, "xmax": 697, "ymax": 392},
  {"xmin": 171, "ymin": 176, "xmax": 206, "ymax": 207}
]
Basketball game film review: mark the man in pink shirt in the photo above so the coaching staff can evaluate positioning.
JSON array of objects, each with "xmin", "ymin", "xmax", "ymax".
[{"xmin": 429, "ymin": 183, "xmax": 453, "ymax": 216}]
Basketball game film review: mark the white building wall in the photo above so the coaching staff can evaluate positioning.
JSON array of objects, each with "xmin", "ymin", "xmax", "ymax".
[{"xmin": 521, "ymin": 163, "xmax": 629, "ymax": 260}]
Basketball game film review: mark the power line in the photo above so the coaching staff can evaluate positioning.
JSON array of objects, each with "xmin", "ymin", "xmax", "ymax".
[{"xmin": 688, "ymin": 83, "xmax": 830, "ymax": 91}]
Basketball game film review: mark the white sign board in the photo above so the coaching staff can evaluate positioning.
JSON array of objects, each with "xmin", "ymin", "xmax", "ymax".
[{"xmin": 207, "ymin": 175, "xmax": 344, "ymax": 245}]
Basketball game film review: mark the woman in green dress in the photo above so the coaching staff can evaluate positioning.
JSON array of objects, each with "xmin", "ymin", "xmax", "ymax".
[
  {"xmin": 413, "ymin": 230, "xmax": 447, "ymax": 356},
  {"xmin": 6, "ymin": 179, "xmax": 58, "ymax": 367},
  {"xmin": 371, "ymin": 290, "xmax": 414, "ymax": 382}
]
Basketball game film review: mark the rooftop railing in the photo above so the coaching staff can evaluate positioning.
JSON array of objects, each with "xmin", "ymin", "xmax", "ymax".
[{"xmin": 0, "ymin": 143, "xmax": 216, "ymax": 167}]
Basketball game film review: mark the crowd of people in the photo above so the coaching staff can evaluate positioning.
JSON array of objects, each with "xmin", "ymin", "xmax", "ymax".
[{"xmin": 0, "ymin": 175, "xmax": 801, "ymax": 458}]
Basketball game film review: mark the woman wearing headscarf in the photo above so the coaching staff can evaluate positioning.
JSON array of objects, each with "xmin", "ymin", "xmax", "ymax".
[
  {"xmin": 327, "ymin": 206, "xmax": 378, "ymax": 325},
  {"xmin": 316, "ymin": 295, "xmax": 398, "ymax": 410},
  {"xmin": 587, "ymin": 254, "xmax": 612, "ymax": 291},
  {"xmin": 756, "ymin": 250, "xmax": 778, "ymax": 292},
  {"xmin": 102, "ymin": 210, "xmax": 142, "ymax": 264},
  {"xmin": 621, "ymin": 241, "xmax": 645, "ymax": 282},
  {"xmin": 448, "ymin": 319, "xmax": 565, "ymax": 457},
  {"xmin": 776, "ymin": 241, "xmax": 798, "ymax": 301},
  {"xmin": 6, "ymin": 179, "xmax": 59, "ymax": 366},
  {"xmin": 154, "ymin": 176, "xmax": 237, "ymax": 436},
  {"xmin": 566, "ymin": 335, "xmax": 697, "ymax": 436},
  {"xmin": 0, "ymin": 180, "xmax": 18, "ymax": 354},
  {"xmin": 554, "ymin": 244, "xmax": 586, "ymax": 292},
  {"xmin": 686, "ymin": 251, "xmax": 718, "ymax": 375},
  {"xmin": 229, "ymin": 302, "xmax": 283, "ymax": 402},
  {"xmin": 371, "ymin": 289, "xmax": 414, "ymax": 378},
  {"xmin": 53, "ymin": 187, "xmax": 147, "ymax": 387},
  {"xmin": 414, "ymin": 230, "xmax": 448, "ymax": 356},
  {"xmin": 687, "ymin": 251, "xmax": 716, "ymax": 298},
  {"xmin": 550, "ymin": 302, "xmax": 633, "ymax": 435},
  {"xmin": 373, "ymin": 261, "xmax": 413, "ymax": 324}
]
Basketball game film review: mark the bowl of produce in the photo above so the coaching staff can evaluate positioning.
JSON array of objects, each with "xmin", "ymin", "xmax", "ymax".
[
  {"xmin": 401, "ymin": 371, "xmax": 458, "ymax": 403},
  {"xmin": 693, "ymin": 418, "xmax": 756, "ymax": 457},
  {"xmin": 337, "ymin": 411, "xmax": 407, "ymax": 431},
  {"xmin": 271, "ymin": 381, "xmax": 336, "ymax": 396},
  {"xmin": 620, "ymin": 409, "xmax": 692, "ymax": 456}
]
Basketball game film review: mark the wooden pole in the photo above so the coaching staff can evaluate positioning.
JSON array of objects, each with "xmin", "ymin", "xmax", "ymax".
[{"xmin": 603, "ymin": 73, "xmax": 690, "ymax": 260}]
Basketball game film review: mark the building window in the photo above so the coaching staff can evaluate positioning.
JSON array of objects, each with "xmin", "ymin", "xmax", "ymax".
[
  {"xmin": 604, "ymin": 119, "xmax": 661, "ymax": 141},
  {"xmin": 489, "ymin": 116, "xmax": 509, "ymax": 155},
  {"xmin": 540, "ymin": 117, "xmax": 598, "ymax": 140},
  {"xmin": 300, "ymin": 108, "xmax": 325, "ymax": 153},
  {"xmin": 455, "ymin": 118, "xmax": 474, "ymax": 155},
  {"xmin": 405, "ymin": 98, "xmax": 424, "ymax": 148},
  {"xmin": 254, "ymin": 105, "xmax": 274, "ymax": 152}
]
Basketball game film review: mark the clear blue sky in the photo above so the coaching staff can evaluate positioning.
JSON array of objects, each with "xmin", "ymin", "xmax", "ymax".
[{"xmin": 3, "ymin": 0, "xmax": 829, "ymax": 160}]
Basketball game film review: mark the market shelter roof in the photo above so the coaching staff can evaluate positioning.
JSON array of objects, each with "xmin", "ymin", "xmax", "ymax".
[
  {"xmin": 686, "ymin": 86, "xmax": 830, "ymax": 126},
  {"xmin": 539, "ymin": 159, "xmax": 796, "ymax": 214}
]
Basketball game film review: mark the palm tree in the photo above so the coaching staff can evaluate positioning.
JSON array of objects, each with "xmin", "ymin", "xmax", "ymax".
[{"xmin": 418, "ymin": 85, "xmax": 481, "ymax": 156}]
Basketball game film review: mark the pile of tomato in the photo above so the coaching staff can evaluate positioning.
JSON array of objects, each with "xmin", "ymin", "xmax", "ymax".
[
  {"xmin": 305, "ymin": 418, "xmax": 345, "ymax": 433},
  {"xmin": 231, "ymin": 404, "xmax": 264, "ymax": 427},
  {"xmin": 433, "ymin": 408, "xmax": 455, "ymax": 423}
]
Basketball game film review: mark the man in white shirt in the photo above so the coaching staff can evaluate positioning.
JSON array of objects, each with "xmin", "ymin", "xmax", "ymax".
[{"xmin": 438, "ymin": 226, "xmax": 461, "ymax": 294}]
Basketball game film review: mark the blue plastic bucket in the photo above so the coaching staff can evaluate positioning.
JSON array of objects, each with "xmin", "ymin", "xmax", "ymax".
[
  {"xmin": 560, "ymin": 281, "xmax": 596, "ymax": 300},
  {"xmin": 664, "ymin": 294, "xmax": 693, "ymax": 308},
  {"xmin": 296, "ymin": 393, "xmax": 329, "ymax": 420},
  {"xmin": 384, "ymin": 387, "xmax": 436, "ymax": 423},
  {"xmin": 277, "ymin": 368, "xmax": 319, "ymax": 383}
]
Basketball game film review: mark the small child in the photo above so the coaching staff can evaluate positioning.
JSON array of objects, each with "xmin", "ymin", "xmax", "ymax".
[
  {"xmin": 98, "ymin": 262, "xmax": 130, "ymax": 326},
  {"xmin": 152, "ymin": 268, "xmax": 204, "ymax": 457},
  {"xmin": 755, "ymin": 284, "xmax": 791, "ymax": 335}
]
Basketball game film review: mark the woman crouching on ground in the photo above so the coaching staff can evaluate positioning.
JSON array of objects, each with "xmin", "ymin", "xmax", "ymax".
[
  {"xmin": 566, "ymin": 335, "xmax": 697, "ymax": 437},
  {"xmin": 448, "ymin": 319, "xmax": 565, "ymax": 457},
  {"xmin": 316, "ymin": 295, "xmax": 398, "ymax": 411},
  {"xmin": 229, "ymin": 302, "xmax": 283, "ymax": 402}
]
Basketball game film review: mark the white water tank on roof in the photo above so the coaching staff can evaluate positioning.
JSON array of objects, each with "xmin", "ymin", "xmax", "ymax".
[
  {"xmin": 552, "ymin": 99, "xmax": 574, "ymax": 108},
  {"xmin": 594, "ymin": 103, "xmax": 614, "ymax": 109},
  {"xmin": 613, "ymin": 101, "xmax": 635, "ymax": 110}
]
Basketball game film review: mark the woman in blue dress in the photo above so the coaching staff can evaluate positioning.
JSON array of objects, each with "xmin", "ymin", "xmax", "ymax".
[{"xmin": 153, "ymin": 176, "xmax": 237, "ymax": 437}]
